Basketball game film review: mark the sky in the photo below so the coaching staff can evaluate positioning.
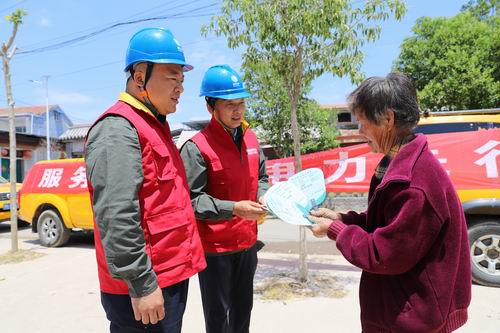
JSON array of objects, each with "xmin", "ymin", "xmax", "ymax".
[{"xmin": 0, "ymin": 0, "xmax": 464, "ymax": 129}]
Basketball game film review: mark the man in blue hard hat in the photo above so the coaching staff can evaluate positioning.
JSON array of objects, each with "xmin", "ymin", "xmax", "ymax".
[
  {"xmin": 85, "ymin": 27, "xmax": 206, "ymax": 333},
  {"xmin": 180, "ymin": 64, "xmax": 270, "ymax": 333}
]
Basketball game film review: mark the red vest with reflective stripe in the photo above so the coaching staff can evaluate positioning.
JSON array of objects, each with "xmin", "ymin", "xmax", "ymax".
[
  {"xmin": 191, "ymin": 117, "xmax": 260, "ymax": 253},
  {"xmin": 87, "ymin": 101, "xmax": 206, "ymax": 295}
]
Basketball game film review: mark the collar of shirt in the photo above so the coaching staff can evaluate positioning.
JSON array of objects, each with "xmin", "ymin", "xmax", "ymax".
[
  {"xmin": 118, "ymin": 92, "xmax": 166, "ymax": 123},
  {"xmin": 217, "ymin": 118, "xmax": 250, "ymax": 147},
  {"xmin": 234, "ymin": 120, "xmax": 249, "ymax": 146},
  {"xmin": 220, "ymin": 119, "xmax": 250, "ymax": 134},
  {"xmin": 374, "ymin": 133, "xmax": 416, "ymax": 181}
]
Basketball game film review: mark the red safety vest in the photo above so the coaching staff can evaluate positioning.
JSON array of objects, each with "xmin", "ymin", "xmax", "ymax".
[
  {"xmin": 191, "ymin": 116, "xmax": 260, "ymax": 253},
  {"xmin": 87, "ymin": 98, "xmax": 206, "ymax": 295}
]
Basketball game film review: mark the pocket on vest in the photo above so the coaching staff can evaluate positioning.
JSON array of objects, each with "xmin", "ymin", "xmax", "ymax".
[
  {"xmin": 146, "ymin": 209, "xmax": 192, "ymax": 271},
  {"xmin": 151, "ymin": 144, "xmax": 177, "ymax": 182}
]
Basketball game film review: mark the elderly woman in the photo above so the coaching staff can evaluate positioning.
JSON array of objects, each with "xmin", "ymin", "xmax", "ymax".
[{"xmin": 309, "ymin": 73, "xmax": 471, "ymax": 333}]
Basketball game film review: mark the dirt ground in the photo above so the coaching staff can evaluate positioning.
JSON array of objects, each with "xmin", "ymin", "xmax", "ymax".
[{"xmin": 0, "ymin": 223, "xmax": 499, "ymax": 333}]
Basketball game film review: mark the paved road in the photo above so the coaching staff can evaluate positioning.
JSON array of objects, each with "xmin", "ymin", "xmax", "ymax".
[
  {"xmin": 0, "ymin": 217, "xmax": 340, "ymax": 254},
  {"xmin": 1, "ymin": 222, "xmax": 499, "ymax": 332}
]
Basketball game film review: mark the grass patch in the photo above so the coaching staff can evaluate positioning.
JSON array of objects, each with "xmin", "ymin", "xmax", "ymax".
[
  {"xmin": 255, "ymin": 272, "xmax": 348, "ymax": 301},
  {"xmin": 0, "ymin": 249, "xmax": 46, "ymax": 265}
]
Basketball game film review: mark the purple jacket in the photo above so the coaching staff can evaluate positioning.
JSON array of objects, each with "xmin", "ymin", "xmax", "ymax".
[{"xmin": 328, "ymin": 134, "xmax": 471, "ymax": 333}]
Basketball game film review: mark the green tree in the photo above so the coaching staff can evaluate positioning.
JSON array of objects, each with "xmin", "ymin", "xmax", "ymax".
[
  {"xmin": 461, "ymin": 0, "xmax": 498, "ymax": 20},
  {"xmin": 204, "ymin": 0, "xmax": 406, "ymax": 281},
  {"xmin": 245, "ymin": 63, "xmax": 339, "ymax": 157},
  {"xmin": 394, "ymin": 10, "xmax": 499, "ymax": 110},
  {"xmin": 0, "ymin": 9, "xmax": 27, "ymax": 252}
]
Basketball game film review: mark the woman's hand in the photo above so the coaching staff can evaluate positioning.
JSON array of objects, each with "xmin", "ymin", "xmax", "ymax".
[
  {"xmin": 310, "ymin": 208, "xmax": 342, "ymax": 221},
  {"xmin": 308, "ymin": 215, "xmax": 333, "ymax": 238}
]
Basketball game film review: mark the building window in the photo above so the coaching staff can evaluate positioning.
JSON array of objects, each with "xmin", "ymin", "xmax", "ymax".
[
  {"xmin": 15, "ymin": 126, "xmax": 27, "ymax": 133},
  {"xmin": 338, "ymin": 113, "xmax": 352, "ymax": 123},
  {"xmin": 1, "ymin": 158, "xmax": 24, "ymax": 182},
  {"xmin": 1, "ymin": 148, "xmax": 24, "ymax": 158}
]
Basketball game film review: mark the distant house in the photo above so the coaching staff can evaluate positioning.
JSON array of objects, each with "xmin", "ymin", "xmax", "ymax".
[
  {"xmin": 0, "ymin": 131, "xmax": 43, "ymax": 182},
  {"xmin": 320, "ymin": 103, "xmax": 365, "ymax": 146},
  {"xmin": 0, "ymin": 105, "xmax": 73, "ymax": 138},
  {"xmin": 0, "ymin": 105, "xmax": 73, "ymax": 181},
  {"xmin": 59, "ymin": 124, "xmax": 91, "ymax": 158}
]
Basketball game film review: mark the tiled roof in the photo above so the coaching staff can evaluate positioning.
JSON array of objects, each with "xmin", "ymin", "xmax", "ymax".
[
  {"xmin": 59, "ymin": 124, "xmax": 91, "ymax": 141},
  {"xmin": 320, "ymin": 103, "xmax": 349, "ymax": 110},
  {"xmin": 182, "ymin": 119, "xmax": 210, "ymax": 131},
  {"xmin": 0, "ymin": 105, "xmax": 58, "ymax": 115}
]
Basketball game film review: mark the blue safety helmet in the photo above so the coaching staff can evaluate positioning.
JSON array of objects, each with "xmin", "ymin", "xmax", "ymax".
[
  {"xmin": 124, "ymin": 27, "xmax": 193, "ymax": 72},
  {"xmin": 199, "ymin": 65, "xmax": 251, "ymax": 100}
]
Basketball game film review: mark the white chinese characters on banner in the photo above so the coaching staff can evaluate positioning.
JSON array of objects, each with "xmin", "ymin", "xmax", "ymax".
[
  {"xmin": 474, "ymin": 140, "xmax": 500, "ymax": 178},
  {"xmin": 324, "ymin": 151, "xmax": 366, "ymax": 184},
  {"xmin": 69, "ymin": 166, "xmax": 88, "ymax": 189},
  {"xmin": 268, "ymin": 162, "xmax": 295, "ymax": 184},
  {"xmin": 37, "ymin": 168, "xmax": 64, "ymax": 188}
]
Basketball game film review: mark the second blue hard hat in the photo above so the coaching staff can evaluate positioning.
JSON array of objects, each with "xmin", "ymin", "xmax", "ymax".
[
  {"xmin": 200, "ymin": 65, "xmax": 251, "ymax": 100},
  {"xmin": 124, "ymin": 27, "xmax": 193, "ymax": 72}
]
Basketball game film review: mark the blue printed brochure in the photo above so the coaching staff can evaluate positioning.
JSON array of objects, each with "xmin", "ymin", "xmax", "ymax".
[{"xmin": 263, "ymin": 168, "xmax": 327, "ymax": 225}]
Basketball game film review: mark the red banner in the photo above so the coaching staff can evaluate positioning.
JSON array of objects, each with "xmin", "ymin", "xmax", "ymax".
[
  {"xmin": 266, "ymin": 129, "xmax": 500, "ymax": 192},
  {"xmin": 24, "ymin": 129, "xmax": 500, "ymax": 194},
  {"xmin": 25, "ymin": 160, "xmax": 87, "ymax": 194}
]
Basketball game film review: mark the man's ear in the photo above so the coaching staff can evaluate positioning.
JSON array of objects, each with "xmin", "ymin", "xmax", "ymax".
[
  {"xmin": 133, "ymin": 71, "xmax": 145, "ymax": 88},
  {"xmin": 206, "ymin": 103, "xmax": 214, "ymax": 114}
]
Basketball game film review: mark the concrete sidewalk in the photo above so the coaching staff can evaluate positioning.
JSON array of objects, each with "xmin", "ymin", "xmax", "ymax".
[{"xmin": 0, "ymin": 223, "xmax": 499, "ymax": 332}]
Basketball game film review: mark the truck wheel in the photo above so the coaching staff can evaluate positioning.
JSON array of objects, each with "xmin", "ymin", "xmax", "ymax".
[
  {"xmin": 469, "ymin": 222, "xmax": 500, "ymax": 287},
  {"xmin": 37, "ymin": 209, "xmax": 70, "ymax": 247}
]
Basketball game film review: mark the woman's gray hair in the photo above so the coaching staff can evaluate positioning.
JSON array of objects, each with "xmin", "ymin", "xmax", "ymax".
[{"xmin": 348, "ymin": 73, "xmax": 420, "ymax": 131}]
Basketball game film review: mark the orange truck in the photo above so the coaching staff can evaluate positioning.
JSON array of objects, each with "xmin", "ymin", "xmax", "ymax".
[{"xmin": 18, "ymin": 159, "xmax": 92, "ymax": 247}]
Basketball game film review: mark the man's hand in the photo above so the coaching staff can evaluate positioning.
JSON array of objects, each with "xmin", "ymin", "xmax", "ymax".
[
  {"xmin": 308, "ymin": 215, "xmax": 334, "ymax": 238},
  {"xmin": 310, "ymin": 208, "xmax": 342, "ymax": 221},
  {"xmin": 234, "ymin": 200, "xmax": 267, "ymax": 220},
  {"xmin": 131, "ymin": 286, "xmax": 165, "ymax": 325}
]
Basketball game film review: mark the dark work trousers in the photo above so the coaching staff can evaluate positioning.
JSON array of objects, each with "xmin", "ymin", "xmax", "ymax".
[
  {"xmin": 100, "ymin": 279, "xmax": 189, "ymax": 333},
  {"xmin": 199, "ymin": 244, "xmax": 258, "ymax": 333}
]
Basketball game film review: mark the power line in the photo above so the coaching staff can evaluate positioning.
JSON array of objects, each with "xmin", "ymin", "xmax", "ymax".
[
  {"xmin": 15, "ymin": 35, "xmax": 219, "ymax": 82},
  {"xmin": 6, "ymin": 33, "xmax": 219, "ymax": 94},
  {"xmin": 53, "ymin": 35, "xmax": 219, "ymax": 76},
  {"xmin": 18, "ymin": 0, "xmax": 188, "ymax": 50},
  {"xmin": 0, "ymin": 0, "xmax": 28, "ymax": 15},
  {"xmin": 17, "ymin": 2, "xmax": 218, "ymax": 55},
  {"xmin": 24, "ymin": 11, "xmax": 218, "ymax": 59}
]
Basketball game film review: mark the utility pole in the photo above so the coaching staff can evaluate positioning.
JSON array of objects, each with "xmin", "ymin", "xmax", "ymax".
[
  {"xmin": 43, "ymin": 75, "xmax": 50, "ymax": 160},
  {"xmin": 30, "ymin": 75, "xmax": 50, "ymax": 160}
]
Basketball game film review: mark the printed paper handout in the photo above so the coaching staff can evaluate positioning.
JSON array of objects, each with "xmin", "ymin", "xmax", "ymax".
[{"xmin": 263, "ymin": 168, "xmax": 327, "ymax": 225}]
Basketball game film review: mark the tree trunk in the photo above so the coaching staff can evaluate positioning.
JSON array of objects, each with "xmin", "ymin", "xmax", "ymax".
[
  {"xmin": 290, "ymin": 80, "xmax": 308, "ymax": 282},
  {"xmin": 2, "ymin": 56, "xmax": 18, "ymax": 252}
]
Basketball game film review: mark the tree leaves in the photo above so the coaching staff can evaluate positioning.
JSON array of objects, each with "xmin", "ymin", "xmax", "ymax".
[
  {"xmin": 394, "ymin": 11, "xmax": 499, "ymax": 110},
  {"xmin": 203, "ymin": 0, "xmax": 406, "ymax": 157}
]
